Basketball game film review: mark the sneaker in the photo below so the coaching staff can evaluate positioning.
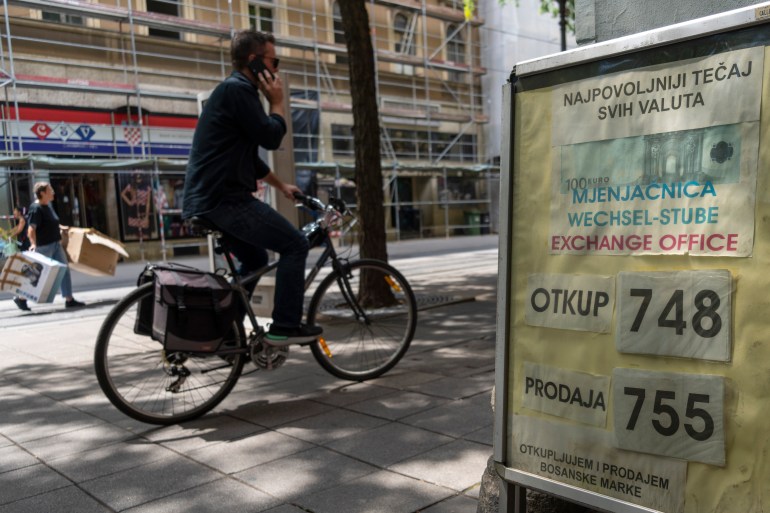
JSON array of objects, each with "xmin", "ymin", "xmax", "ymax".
[
  {"xmin": 13, "ymin": 297, "xmax": 31, "ymax": 311},
  {"xmin": 65, "ymin": 299, "xmax": 86, "ymax": 309},
  {"xmin": 266, "ymin": 323, "xmax": 323, "ymax": 344}
]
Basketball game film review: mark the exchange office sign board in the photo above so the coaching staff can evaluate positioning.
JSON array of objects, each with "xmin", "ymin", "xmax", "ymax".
[{"xmin": 497, "ymin": 5, "xmax": 770, "ymax": 513}]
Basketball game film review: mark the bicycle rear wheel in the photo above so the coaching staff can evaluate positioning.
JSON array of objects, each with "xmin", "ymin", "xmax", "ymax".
[
  {"xmin": 94, "ymin": 282, "xmax": 246, "ymax": 425},
  {"xmin": 307, "ymin": 259, "xmax": 417, "ymax": 381}
]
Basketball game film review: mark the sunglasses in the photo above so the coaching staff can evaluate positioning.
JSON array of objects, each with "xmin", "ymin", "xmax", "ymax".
[{"xmin": 261, "ymin": 56, "xmax": 280, "ymax": 69}]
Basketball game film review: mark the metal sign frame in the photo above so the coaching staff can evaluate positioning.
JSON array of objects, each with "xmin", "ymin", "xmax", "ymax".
[{"xmin": 495, "ymin": 3, "xmax": 770, "ymax": 512}]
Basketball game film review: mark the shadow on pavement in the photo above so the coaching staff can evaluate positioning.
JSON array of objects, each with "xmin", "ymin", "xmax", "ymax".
[{"xmin": 0, "ymin": 259, "xmax": 499, "ymax": 512}]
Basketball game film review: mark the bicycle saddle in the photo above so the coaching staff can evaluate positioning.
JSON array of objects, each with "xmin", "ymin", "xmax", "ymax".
[{"xmin": 189, "ymin": 216, "xmax": 220, "ymax": 234}]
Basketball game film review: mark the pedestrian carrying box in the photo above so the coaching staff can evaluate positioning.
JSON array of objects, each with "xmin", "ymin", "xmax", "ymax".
[
  {"xmin": 0, "ymin": 251, "xmax": 67, "ymax": 303},
  {"xmin": 150, "ymin": 267, "xmax": 238, "ymax": 353},
  {"xmin": 63, "ymin": 227, "xmax": 129, "ymax": 276}
]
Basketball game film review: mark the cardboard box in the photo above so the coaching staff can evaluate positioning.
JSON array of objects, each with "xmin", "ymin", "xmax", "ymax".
[
  {"xmin": 64, "ymin": 227, "xmax": 129, "ymax": 276},
  {"xmin": 0, "ymin": 251, "xmax": 67, "ymax": 303}
]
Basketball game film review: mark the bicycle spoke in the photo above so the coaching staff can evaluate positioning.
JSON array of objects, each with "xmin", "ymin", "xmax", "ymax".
[
  {"xmin": 95, "ymin": 283, "xmax": 246, "ymax": 425},
  {"xmin": 308, "ymin": 260, "xmax": 416, "ymax": 380}
]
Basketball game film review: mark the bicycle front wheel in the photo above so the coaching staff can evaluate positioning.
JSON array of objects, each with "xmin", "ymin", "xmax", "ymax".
[
  {"xmin": 307, "ymin": 259, "xmax": 417, "ymax": 381},
  {"xmin": 94, "ymin": 282, "xmax": 246, "ymax": 425}
]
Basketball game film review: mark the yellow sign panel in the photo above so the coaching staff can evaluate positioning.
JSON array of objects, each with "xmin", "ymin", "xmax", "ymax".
[{"xmin": 503, "ymin": 39, "xmax": 770, "ymax": 513}]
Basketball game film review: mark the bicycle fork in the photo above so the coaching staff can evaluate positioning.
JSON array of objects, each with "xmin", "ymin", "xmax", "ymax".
[{"xmin": 336, "ymin": 265, "xmax": 370, "ymax": 325}]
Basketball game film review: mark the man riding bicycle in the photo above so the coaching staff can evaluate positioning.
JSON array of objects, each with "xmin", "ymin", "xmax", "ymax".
[{"xmin": 183, "ymin": 29, "xmax": 322, "ymax": 343}]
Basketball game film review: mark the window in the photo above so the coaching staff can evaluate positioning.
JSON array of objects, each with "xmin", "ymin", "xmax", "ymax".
[
  {"xmin": 430, "ymin": 131, "xmax": 477, "ymax": 162},
  {"xmin": 155, "ymin": 176, "xmax": 195, "ymax": 239},
  {"xmin": 387, "ymin": 128, "xmax": 417, "ymax": 160},
  {"xmin": 447, "ymin": 24, "xmax": 465, "ymax": 63},
  {"xmin": 446, "ymin": 175, "xmax": 478, "ymax": 201},
  {"xmin": 146, "ymin": 0, "xmax": 180, "ymax": 39},
  {"xmin": 331, "ymin": 125, "xmax": 354, "ymax": 157},
  {"xmin": 41, "ymin": 11, "xmax": 84, "ymax": 25},
  {"xmin": 440, "ymin": 0, "xmax": 463, "ymax": 10},
  {"xmin": 291, "ymin": 90, "xmax": 320, "ymax": 164},
  {"xmin": 382, "ymin": 98, "xmax": 440, "ymax": 116},
  {"xmin": 332, "ymin": 2, "xmax": 347, "ymax": 65},
  {"xmin": 249, "ymin": 1, "xmax": 274, "ymax": 33},
  {"xmin": 430, "ymin": 132, "xmax": 451, "ymax": 159},
  {"xmin": 446, "ymin": 23, "xmax": 466, "ymax": 82},
  {"xmin": 334, "ymin": 125, "xmax": 477, "ymax": 162},
  {"xmin": 394, "ymin": 12, "xmax": 415, "ymax": 55},
  {"xmin": 459, "ymin": 134, "xmax": 477, "ymax": 162}
]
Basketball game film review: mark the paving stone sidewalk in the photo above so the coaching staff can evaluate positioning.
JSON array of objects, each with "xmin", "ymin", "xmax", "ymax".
[{"xmin": 0, "ymin": 249, "xmax": 498, "ymax": 513}]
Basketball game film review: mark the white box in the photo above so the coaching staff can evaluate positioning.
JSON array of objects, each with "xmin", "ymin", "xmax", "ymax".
[{"xmin": 0, "ymin": 251, "xmax": 67, "ymax": 303}]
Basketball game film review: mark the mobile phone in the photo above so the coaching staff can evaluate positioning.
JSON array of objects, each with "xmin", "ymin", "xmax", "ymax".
[{"xmin": 248, "ymin": 57, "xmax": 274, "ymax": 80}]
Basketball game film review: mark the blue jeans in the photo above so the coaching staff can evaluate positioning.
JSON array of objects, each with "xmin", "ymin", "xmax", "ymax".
[
  {"xmin": 35, "ymin": 241, "xmax": 73, "ymax": 299},
  {"xmin": 204, "ymin": 198, "xmax": 309, "ymax": 328}
]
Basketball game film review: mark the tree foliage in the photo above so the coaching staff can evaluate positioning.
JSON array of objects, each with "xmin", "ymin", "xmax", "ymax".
[
  {"xmin": 462, "ymin": 0, "xmax": 575, "ymax": 33},
  {"xmin": 537, "ymin": 0, "xmax": 575, "ymax": 34}
]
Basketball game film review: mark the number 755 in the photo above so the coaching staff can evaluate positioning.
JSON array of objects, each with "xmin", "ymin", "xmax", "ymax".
[{"xmin": 623, "ymin": 387, "xmax": 714, "ymax": 441}]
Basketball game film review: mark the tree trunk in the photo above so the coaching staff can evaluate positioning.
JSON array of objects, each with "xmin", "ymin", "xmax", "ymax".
[{"xmin": 337, "ymin": 0, "xmax": 394, "ymax": 306}]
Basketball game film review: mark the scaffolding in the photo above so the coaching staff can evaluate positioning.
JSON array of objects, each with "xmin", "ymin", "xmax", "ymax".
[{"xmin": 0, "ymin": 0, "xmax": 497, "ymax": 253}]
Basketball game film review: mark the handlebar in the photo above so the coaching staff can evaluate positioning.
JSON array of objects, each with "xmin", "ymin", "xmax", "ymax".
[{"xmin": 293, "ymin": 193, "xmax": 348, "ymax": 215}]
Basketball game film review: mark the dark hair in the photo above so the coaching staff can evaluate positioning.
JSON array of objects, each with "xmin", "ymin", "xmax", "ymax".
[
  {"xmin": 34, "ymin": 181, "xmax": 50, "ymax": 199},
  {"xmin": 132, "ymin": 173, "xmax": 149, "ymax": 187},
  {"xmin": 231, "ymin": 30, "xmax": 275, "ymax": 70}
]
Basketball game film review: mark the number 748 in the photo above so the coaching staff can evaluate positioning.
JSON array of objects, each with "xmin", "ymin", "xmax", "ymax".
[{"xmin": 629, "ymin": 288, "xmax": 721, "ymax": 338}]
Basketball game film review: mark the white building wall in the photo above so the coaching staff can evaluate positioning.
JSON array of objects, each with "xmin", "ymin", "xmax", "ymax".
[
  {"xmin": 480, "ymin": 0, "xmax": 576, "ymax": 162},
  {"xmin": 576, "ymin": 0, "xmax": 761, "ymax": 44}
]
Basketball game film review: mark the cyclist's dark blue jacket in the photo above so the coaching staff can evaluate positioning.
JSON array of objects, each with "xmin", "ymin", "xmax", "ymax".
[{"xmin": 183, "ymin": 70, "xmax": 287, "ymax": 217}]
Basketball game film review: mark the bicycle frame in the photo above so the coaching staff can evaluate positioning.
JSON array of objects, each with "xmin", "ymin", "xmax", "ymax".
[
  {"xmin": 95, "ymin": 194, "xmax": 415, "ymax": 425},
  {"xmin": 215, "ymin": 228, "xmax": 345, "ymax": 336}
]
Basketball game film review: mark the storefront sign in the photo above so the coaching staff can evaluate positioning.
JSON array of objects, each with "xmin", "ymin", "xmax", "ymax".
[
  {"xmin": 1, "ymin": 105, "xmax": 195, "ymax": 157},
  {"xmin": 548, "ymin": 47, "xmax": 763, "ymax": 257}
]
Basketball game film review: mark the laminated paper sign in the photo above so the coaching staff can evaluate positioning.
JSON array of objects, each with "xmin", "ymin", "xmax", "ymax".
[
  {"xmin": 0, "ymin": 251, "xmax": 67, "ymax": 303},
  {"xmin": 615, "ymin": 270, "xmax": 732, "ymax": 361},
  {"xmin": 612, "ymin": 368, "xmax": 725, "ymax": 466},
  {"xmin": 549, "ymin": 47, "xmax": 764, "ymax": 256},
  {"xmin": 511, "ymin": 414, "xmax": 687, "ymax": 513},
  {"xmin": 525, "ymin": 273, "xmax": 615, "ymax": 332},
  {"xmin": 521, "ymin": 362, "xmax": 609, "ymax": 427}
]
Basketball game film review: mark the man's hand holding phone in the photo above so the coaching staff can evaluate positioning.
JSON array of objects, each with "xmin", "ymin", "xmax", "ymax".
[
  {"xmin": 250, "ymin": 57, "xmax": 283, "ymax": 107},
  {"xmin": 248, "ymin": 57, "xmax": 274, "ymax": 81}
]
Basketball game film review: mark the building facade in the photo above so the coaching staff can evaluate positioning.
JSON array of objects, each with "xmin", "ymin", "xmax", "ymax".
[{"xmin": 0, "ymin": 0, "xmax": 557, "ymax": 257}]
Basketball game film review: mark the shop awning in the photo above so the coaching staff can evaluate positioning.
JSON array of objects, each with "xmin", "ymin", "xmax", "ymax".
[{"xmin": 0, "ymin": 156, "xmax": 188, "ymax": 172}]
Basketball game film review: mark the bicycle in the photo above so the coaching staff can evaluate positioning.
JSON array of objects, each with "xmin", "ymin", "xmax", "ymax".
[{"xmin": 94, "ymin": 194, "xmax": 417, "ymax": 425}]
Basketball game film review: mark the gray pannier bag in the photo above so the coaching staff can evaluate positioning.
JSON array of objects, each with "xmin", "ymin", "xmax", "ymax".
[
  {"xmin": 151, "ymin": 267, "xmax": 237, "ymax": 353},
  {"xmin": 133, "ymin": 265, "xmax": 155, "ymax": 337}
]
